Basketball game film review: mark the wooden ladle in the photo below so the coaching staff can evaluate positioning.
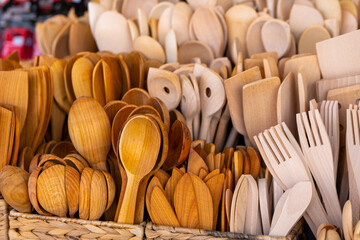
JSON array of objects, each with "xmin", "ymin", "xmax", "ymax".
[{"xmin": 117, "ymin": 115, "xmax": 161, "ymax": 224}]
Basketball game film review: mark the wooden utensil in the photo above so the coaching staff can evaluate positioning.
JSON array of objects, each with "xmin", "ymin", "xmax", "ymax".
[
  {"xmin": 315, "ymin": 0, "xmax": 341, "ymax": 24},
  {"xmin": 224, "ymin": 67, "xmax": 262, "ymax": 136},
  {"xmin": 297, "ymin": 110, "xmax": 342, "ymax": 226},
  {"xmin": 148, "ymin": 73, "xmax": 181, "ymax": 111},
  {"xmin": 72, "ymin": 57, "xmax": 94, "ymax": 99},
  {"xmin": 121, "ymin": 88, "xmax": 150, "ymax": 106},
  {"xmin": 68, "ymin": 97, "xmax": 111, "ymax": 170},
  {"xmin": 243, "ymin": 77, "xmax": 280, "ymax": 146},
  {"xmin": 197, "ymin": 67, "xmax": 225, "ymax": 141},
  {"xmin": 94, "ymin": 10, "xmax": 133, "ymax": 53},
  {"xmin": 225, "ymin": 4, "xmax": 257, "ymax": 59},
  {"xmin": 205, "ymin": 173, "xmax": 225, "ymax": 230},
  {"xmin": 180, "ymin": 74, "xmax": 198, "ymax": 139},
  {"xmin": 343, "ymin": 200, "xmax": 353, "ymax": 240},
  {"xmin": 0, "ymin": 166, "xmax": 31, "ymax": 213},
  {"xmin": 146, "ymin": 97, "xmax": 171, "ymax": 132},
  {"xmin": 277, "ymin": 72, "xmax": 297, "ymax": 137},
  {"xmin": 192, "ymin": 6, "xmax": 224, "ymax": 57},
  {"xmin": 121, "ymin": 0, "xmax": 157, "ymax": 19},
  {"xmin": 255, "ymin": 123, "xmax": 329, "ymax": 234},
  {"xmin": 0, "ymin": 71, "xmax": 28, "ymax": 134},
  {"xmin": 288, "ymin": 4, "xmax": 324, "ymax": 40},
  {"xmin": 261, "ymin": 19, "xmax": 291, "ymax": 58},
  {"xmin": 320, "ymin": 100, "xmax": 340, "ymax": 178},
  {"xmin": 164, "ymin": 168, "xmax": 184, "ymax": 207},
  {"xmin": 246, "ymin": 16, "xmax": 270, "ymax": 57},
  {"xmin": 69, "ymin": 22, "xmax": 97, "ymax": 56},
  {"xmin": 162, "ymin": 120, "xmax": 191, "ymax": 171},
  {"xmin": 134, "ymin": 36, "xmax": 166, "ymax": 63},
  {"xmin": 316, "ymin": 30, "xmax": 360, "ymax": 79},
  {"xmin": 171, "ymin": 2, "xmax": 192, "ymax": 46},
  {"xmin": 298, "ymin": 25, "xmax": 331, "ymax": 54},
  {"xmin": 117, "ymin": 115, "xmax": 161, "ymax": 224},
  {"xmin": 270, "ymin": 181, "xmax": 312, "ymax": 236},
  {"xmin": 174, "ymin": 173, "xmax": 199, "ymax": 228},
  {"xmin": 230, "ymin": 175, "xmax": 247, "ymax": 233},
  {"xmin": 283, "ymin": 54, "xmax": 321, "ymax": 108},
  {"xmin": 150, "ymin": 186, "xmax": 180, "ymax": 227},
  {"xmin": 190, "ymin": 173, "xmax": 213, "ymax": 230},
  {"xmin": 178, "ymin": 41, "xmax": 214, "ymax": 66},
  {"xmin": 258, "ymin": 178, "xmax": 271, "ymax": 235}
]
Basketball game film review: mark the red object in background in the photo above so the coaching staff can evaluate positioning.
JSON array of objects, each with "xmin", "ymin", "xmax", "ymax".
[{"xmin": 1, "ymin": 27, "xmax": 34, "ymax": 60}]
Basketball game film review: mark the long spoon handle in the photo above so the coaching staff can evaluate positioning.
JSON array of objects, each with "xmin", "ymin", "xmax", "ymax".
[{"xmin": 117, "ymin": 174, "xmax": 141, "ymax": 224}]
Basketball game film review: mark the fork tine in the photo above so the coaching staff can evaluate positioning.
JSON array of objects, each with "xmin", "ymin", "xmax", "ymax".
[
  {"xmin": 309, "ymin": 110, "xmax": 322, "ymax": 146},
  {"xmin": 269, "ymin": 126, "xmax": 290, "ymax": 160},
  {"xmin": 352, "ymin": 109, "xmax": 360, "ymax": 145},
  {"xmin": 278, "ymin": 123, "xmax": 304, "ymax": 158},
  {"xmin": 302, "ymin": 112, "xmax": 316, "ymax": 147},
  {"xmin": 264, "ymin": 129, "xmax": 285, "ymax": 163},
  {"xmin": 320, "ymin": 100, "xmax": 326, "ymax": 123},
  {"xmin": 297, "ymin": 113, "xmax": 311, "ymax": 149},
  {"xmin": 257, "ymin": 133, "xmax": 280, "ymax": 165},
  {"xmin": 349, "ymin": 104, "xmax": 354, "ymax": 110},
  {"xmin": 328, "ymin": 101, "xmax": 334, "ymax": 136},
  {"xmin": 347, "ymin": 109, "xmax": 355, "ymax": 146},
  {"xmin": 314, "ymin": 109, "xmax": 331, "ymax": 146},
  {"xmin": 325, "ymin": 101, "xmax": 331, "ymax": 134}
]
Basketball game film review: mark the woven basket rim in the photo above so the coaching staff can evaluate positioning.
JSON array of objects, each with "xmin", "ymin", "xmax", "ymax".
[
  {"xmin": 9, "ymin": 209, "xmax": 145, "ymax": 228},
  {"xmin": 145, "ymin": 219, "xmax": 304, "ymax": 240}
]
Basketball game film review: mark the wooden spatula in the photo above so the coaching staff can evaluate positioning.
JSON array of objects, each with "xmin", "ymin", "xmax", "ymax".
[{"xmin": 243, "ymin": 77, "xmax": 280, "ymax": 146}]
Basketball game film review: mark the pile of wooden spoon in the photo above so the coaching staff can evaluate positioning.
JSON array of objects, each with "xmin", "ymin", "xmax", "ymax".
[
  {"xmin": 146, "ymin": 140, "xmax": 265, "ymax": 232},
  {"xmin": 36, "ymin": 10, "xmax": 97, "ymax": 58},
  {"xmin": 88, "ymin": 0, "xmax": 359, "ymax": 64}
]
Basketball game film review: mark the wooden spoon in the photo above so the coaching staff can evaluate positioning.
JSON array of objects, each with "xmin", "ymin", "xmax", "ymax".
[
  {"xmin": 246, "ymin": 15, "xmax": 270, "ymax": 57},
  {"xmin": 104, "ymin": 100, "xmax": 127, "ymax": 124},
  {"xmin": 192, "ymin": 6, "xmax": 224, "ymax": 58},
  {"xmin": 121, "ymin": 88, "xmax": 150, "ymax": 106},
  {"xmin": 298, "ymin": 25, "xmax": 331, "ymax": 54},
  {"xmin": 178, "ymin": 41, "xmax": 214, "ymax": 66},
  {"xmin": 111, "ymin": 105, "xmax": 137, "ymax": 155},
  {"xmin": 205, "ymin": 173, "xmax": 225, "ymax": 230},
  {"xmin": 180, "ymin": 74, "xmax": 198, "ymax": 139},
  {"xmin": 117, "ymin": 115, "xmax": 161, "ymax": 224},
  {"xmin": 134, "ymin": 36, "xmax": 166, "ymax": 63},
  {"xmin": 94, "ymin": 10, "xmax": 133, "ymax": 53},
  {"xmin": 72, "ymin": 57, "xmax": 94, "ymax": 99},
  {"xmin": 162, "ymin": 120, "xmax": 191, "ymax": 171},
  {"xmin": 261, "ymin": 19, "xmax": 291, "ymax": 58},
  {"xmin": 124, "ymin": 52, "xmax": 146, "ymax": 89},
  {"xmin": 288, "ymin": 4, "xmax": 324, "ymax": 40},
  {"xmin": 68, "ymin": 97, "xmax": 111, "ymax": 170},
  {"xmin": 343, "ymin": 200, "xmax": 353, "ymax": 240}
]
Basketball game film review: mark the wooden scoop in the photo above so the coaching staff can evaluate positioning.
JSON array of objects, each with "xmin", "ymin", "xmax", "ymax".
[
  {"xmin": 117, "ymin": 115, "xmax": 161, "ymax": 224},
  {"xmin": 178, "ymin": 41, "xmax": 214, "ymax": 66},
  {"xmin": 68, "ymin": 97, "xmax": 111, "ymax": 170},
  {"xmin": 72, "ymin": 57, "xmax": 94, "ymax": 99}
]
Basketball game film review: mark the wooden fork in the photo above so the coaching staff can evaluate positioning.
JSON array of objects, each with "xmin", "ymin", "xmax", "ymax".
[
  {"xmin": 297, "ymin": 109, "xmax": 342, "ymax": 227},
  {"xmin": 254, "ymin": 122, "xmax": 328, "ymax": 234},
  {"xmin": 346, "ymin": 105, "xmax": 360, "ymax": 223},
  {"xmin": 320, "ymin": 100, "xmax": 340, "ymax": 179}
]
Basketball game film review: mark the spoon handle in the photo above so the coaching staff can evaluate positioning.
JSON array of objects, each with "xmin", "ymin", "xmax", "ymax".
[
  {"xmin": 193, "ymin": 113, "xmax": 200, "ymax": 140},
  {"xmin": 199, "ymin": 117, "xmax": 211, "ymax": 141},
  {"xmin": 117, "ymin": 174, "xmax": 141, "ymax": 224},
  {"xmin": 186, "ymin": 119, "xmax": 193, "ymax": 140},
  {"xmin": 134, "ymin": 175, "xmax": 151, "ymax": 223}
]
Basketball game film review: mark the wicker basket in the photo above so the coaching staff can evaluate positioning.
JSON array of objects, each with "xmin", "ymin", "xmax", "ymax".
[
  {"xmin": 9, "ymin": 209, "xmax": 145, "ymax": 239},
  {"xmin": 0, "ymin": 199, "xmax": 9, "ymax": 240},
  {"xmin": 145, "ymin": 219, "xmax": 305, "ymax": 240}
]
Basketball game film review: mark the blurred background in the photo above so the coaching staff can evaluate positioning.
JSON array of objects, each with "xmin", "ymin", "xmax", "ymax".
[{"xmin": 0, "ymin": 0, "xmax": 88, "ymax": 59}]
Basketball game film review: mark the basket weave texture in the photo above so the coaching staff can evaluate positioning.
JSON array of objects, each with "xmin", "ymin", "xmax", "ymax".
[
  {"xmin": 9, "ymin": 209, "xmax": 145, "ymax": 240},
  {"xmin": 0, "ymin": 199, "xmax": 9, "ymax": 240},
  {"xmin": 145, "ymin": 219, "xmax": 305, "ymax": 240}
]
